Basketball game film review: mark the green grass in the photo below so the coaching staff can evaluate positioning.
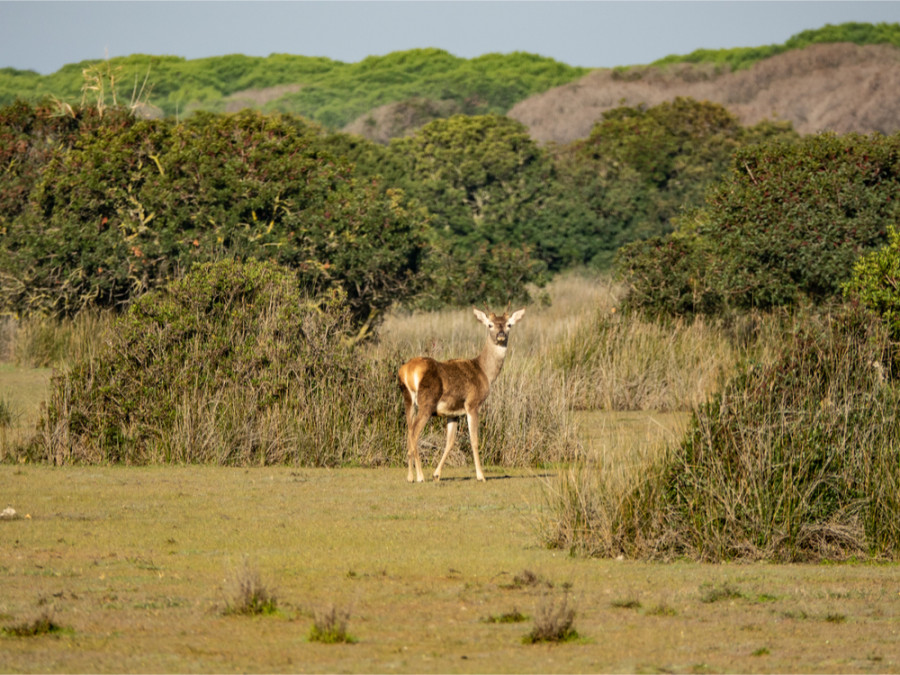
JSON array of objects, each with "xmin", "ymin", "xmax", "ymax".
[{"xmin": 1, "ymin": 465, "xmax": 898, "ymax": 672}]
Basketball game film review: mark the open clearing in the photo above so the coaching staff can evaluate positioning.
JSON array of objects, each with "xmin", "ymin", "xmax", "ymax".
[
  {"xmin": 1, "ymin": 366, "xmax": 899, "ymax": 672},
  {"xmin": 1, "ymin": 461, "xmax": 899, "ymax": 673}
]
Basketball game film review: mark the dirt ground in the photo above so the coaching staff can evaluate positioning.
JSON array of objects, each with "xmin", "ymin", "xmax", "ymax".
[{"xmin": 1, "ymin": 463, "xmax": 898, "ymax": 673}]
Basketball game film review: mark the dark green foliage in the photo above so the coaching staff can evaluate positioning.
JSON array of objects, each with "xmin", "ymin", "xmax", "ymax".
[
  {"xmin": 620, "ymin": 131, "xmax": 900, "ymax": 315},
  {"xmin": 0, "ymin": 105, "xmax": 425, "ymax": 324},
  {"xmin": 31, "ymin": 260, "xmax": 403, "ymax": 466},
  {"xmin": 0, "ymin": 49, "xmax": 589, "ymax": 126},
  {"xmin": 557, "ymin": 98, "xmax": 796, "ymax": 269},
  {"xmin": 614, "ymin": 213, "xmax": 723, "ymax": 317},
  {"xmin": 662, "ymin": 308, "xmax": 900, "ymax": 561},
  {"xmin": 389, "ymin": 114, "xmax": 556, "ymax": 306},
  {"xmin": 706, "ymin": 132, "xmax": 899, "ymax": 309},
  {"xmin": 844, "ymin": 226, "xmax": 900, "ymax": 341},
  {"xmin": 653, "ymin": 21, "xmax": 900, "ymax": 71},
  {"xmin": 0, "ymin": 100, "xmax": 132, "ymax": 239}
]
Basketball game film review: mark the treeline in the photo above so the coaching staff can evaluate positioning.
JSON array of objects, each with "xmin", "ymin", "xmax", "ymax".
[
  {"xmin": 0, "ymin": 50, "xmax": 589, "ymax": 127},
  {"xmin": 652, "ymin": 21, "xmax": 900, "ymax": 71},
  {"xmin": 5, "ymin": 95, "xmax": 900, "ymax": 324},
  {"xmin": 1, "ymin": 96, "xmax": 811, "ymax": 323},
  {"xmin": 3, "ymin": 22, "xmax": 897, "ymax": 132}
]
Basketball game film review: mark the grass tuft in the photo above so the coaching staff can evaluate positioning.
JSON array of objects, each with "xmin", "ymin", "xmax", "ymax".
[
  {"xmin": 2, "ymin": 611, "xmax": 67, "ymax": 637},
  {"xmin": 223, "ymin": 561, "xmax": 278, "ymax": 616},
  {"xmin": 522, "ymin": 593, "xmax": 579, "ymax": 644},
  {"xmin": 502, "ymin": 569, "xmax": 553, "ymax": 590},
  {"xmin": 309, "ymin": 605, "xmax": 355, "ymax": 644},
  {"xmin": 482, "ymin": 609, "xmax": 529, "ymax": 624},
  {"xmin": 700, "ymin": 582, "xmax": 743, "ymax": 604}
]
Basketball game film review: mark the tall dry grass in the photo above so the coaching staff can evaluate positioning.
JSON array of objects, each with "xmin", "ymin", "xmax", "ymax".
[
  {"xmin": 0, "ymin": 311, "xmax": 114, "ymax": 369},
  {"xmin": 542, "ymin": 306, "xmax": 900, "ymax": 562}
]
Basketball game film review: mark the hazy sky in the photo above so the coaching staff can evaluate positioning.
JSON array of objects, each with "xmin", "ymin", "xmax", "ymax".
[{"xmin": 2, "ymin": 1, "xmax": 899, "ymax": 74}]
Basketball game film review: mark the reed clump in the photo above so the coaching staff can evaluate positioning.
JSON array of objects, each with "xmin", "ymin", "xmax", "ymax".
[{"xmin": 543, "ymin": 306, "xmax": 900, "ymax": 562}]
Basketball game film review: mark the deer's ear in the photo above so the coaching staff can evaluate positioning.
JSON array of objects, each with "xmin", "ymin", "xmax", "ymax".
[
  {"xmin": 473, "ymin": 308, "xmax": 491, "ymax": 326},
  {"xmin": 508, "ymin": 308, "xmax": 526, "ymax": 326}
]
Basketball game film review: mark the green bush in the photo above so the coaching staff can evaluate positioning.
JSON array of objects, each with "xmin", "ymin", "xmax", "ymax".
[
  {"xmin": 619, "ymin": 131, "xmax": 900, "ymax": 316},
  {"xmin": 652, "ymin": 21, "xmax": 900, "ymax": 71},
  {"xmin": 547, "ymin": 308, "xmax": 900, "ymax": 562},
  {"xmin": 844, "ymin": 226, "xmax": 900, "ymax": 341},
  {"xmin": 556, "ymin": 98, "xmax": 796, "ymax": 269},
  {"xmin": 663, "ymin": 307, "xmax": 900, "ymax": 561},
  {"xmin": 29, "ymin": 260, "xmax": 406, "ymax": 466},
  {"xmin": 388, "ymin": 114, "xmax": 555, "ymax": 306},
  {"xmin": 0, "ymin": 106, "xmax": 425, "ymax": 324},
  {"xmin": 0, "ymin": 49, "xmax": 589, "ymax": 125}
]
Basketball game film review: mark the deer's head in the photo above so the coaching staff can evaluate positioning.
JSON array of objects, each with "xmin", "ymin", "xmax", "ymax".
[{"xmin": 473, "ymin": 307, "xmax": 526, "ymax": 347}]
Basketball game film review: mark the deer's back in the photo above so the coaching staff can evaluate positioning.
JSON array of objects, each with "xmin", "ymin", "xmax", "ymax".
[{"xmin": 399, "ymin": 356, "xmax": 489, "ymax": 414}]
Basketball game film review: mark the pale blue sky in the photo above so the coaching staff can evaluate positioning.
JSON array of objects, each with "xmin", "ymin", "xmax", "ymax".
[{"xmin": 2, "ymin": 1, "xmax": 899, "ymax": 74}]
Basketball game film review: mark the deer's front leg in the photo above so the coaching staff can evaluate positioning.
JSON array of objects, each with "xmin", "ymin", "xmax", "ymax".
[
  {"xmin": 433, "ymin": 418, "xmax": 459, "ymax": 482},
  {"xmin": 466, "ymin": 409, "xmax": 486, "ymax": 482}
]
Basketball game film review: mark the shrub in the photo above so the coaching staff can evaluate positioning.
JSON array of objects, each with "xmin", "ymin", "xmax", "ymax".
[
  {"xmin": 1, "ymin": 108, "xmax": 425, "ymax": 324},
  {"xmin": 544, "ymin": 307, "xmax": 900, "ymax": 561},
  {"xmin": 844, "ymin": 225, "xmax": 900, "ymax": 341},
  {"xmin": 619, "ymin": 132, "xmax": 900, "ymax": 316},
  {"xmin": 28, "ymin": 259, "xmax": 406, "ymax": 466},
  {"xmin": 556, "ymin": 98, "xmax": 797, "ymax": 269},
  {"xmin": 522, "ymin": 593, "xmax": 578, "ymax": 644},
  {"xmin": 1, "ymin": 611, "xmax": 68, "ymax": 637},
  {"xmin": 308, "ymin": 606, "xmax": 354, "ymax": 644},
  {"xmin": 388, "ymin": 114, "xmax": 555, "ymax": 305},
  {"xmin": 223, "ymin": 560, "xmax": 278, "ymax": 616}
]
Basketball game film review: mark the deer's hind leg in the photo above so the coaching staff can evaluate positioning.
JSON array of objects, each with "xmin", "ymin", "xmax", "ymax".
[
  {"xmin": 406, "ymin": 405, "xmax": 433, "ymax": 483},
  {"xmin": 399, "ymin": 376, "xmax": 422, "ymax": 483}
]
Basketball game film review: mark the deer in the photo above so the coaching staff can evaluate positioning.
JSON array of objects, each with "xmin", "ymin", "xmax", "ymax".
[{"xmin": 397, "ymin": 306, "xmax": 526, "ymax": 483}]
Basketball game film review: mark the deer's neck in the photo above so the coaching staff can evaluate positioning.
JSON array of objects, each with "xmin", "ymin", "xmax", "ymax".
[{"xmin": 475, "ymin": 340, "xmax": 508, "ymax": 384}]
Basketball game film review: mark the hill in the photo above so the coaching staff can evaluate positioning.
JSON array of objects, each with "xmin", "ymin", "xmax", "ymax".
[
  {"xmin": 0, "ymin": 49, "xmax": 589, "ymax": 128},
  {"xmin": 0, "ymin": 22, "xmax": 898, "ymax": 142},
  {"xmin": 509, "ymin": 42, "xmax": 900, "ymax": 144}
]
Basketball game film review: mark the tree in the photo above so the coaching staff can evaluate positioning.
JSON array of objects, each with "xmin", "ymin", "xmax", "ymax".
[
  {"xmin": 556, "ymin": 97, "xmax": 797, "ymax": 268},
  {"xmin": 0, "ymin": 108, "xmax": 426, "ymax": 325},
  {"xmin": 618, "ymin": 131, "xmax": 900, "ymax": 316},
  {"xmin": 388, "ymin": 114, "xmax": 557, "ymax": 306}
]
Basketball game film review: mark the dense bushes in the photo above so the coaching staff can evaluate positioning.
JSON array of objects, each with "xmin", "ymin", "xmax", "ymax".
[
  {"xmin": 0, "ymin": 50, "xmax": 589, "ymax": 125},
  {"xmin": 553, "ymin": 98, "xmax": 796, "ymax": 267},
  {"xmin": 31, "ymin": 260, "xmax": 405, "ymax": 465},
  {"xmin": 1, "ymin": 98, "xmax": 814, "ymax": 318},
  {"xmin": 619, "ymin": 131, "xmax": 900, "ymax": 315},
  {"xmin": 24, "ymin": 259, "xmax": 579, "ymax": 469},
  {"xmin": 389, "ymin": 114, "xmax": 556, "ymax": 306},
  {"xmin": 652, "ymin": 21, "xmax": 900, "ymax": 71},
  {"xmin": 0, "ymin": 107, "xmax": 425, "ymax": 324},
  {"xmin": 545, "ymin": 307, "xmax": 900, "ymax": 561}
]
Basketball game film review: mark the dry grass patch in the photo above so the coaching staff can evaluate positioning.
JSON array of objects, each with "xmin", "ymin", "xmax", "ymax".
[
  {"xmin": 523, "ymin": 592, "xmax": 579, "ymax": 644},
  {"xmin": 223, "ymin": 560, "xmax": 278, "ymax": 616}
]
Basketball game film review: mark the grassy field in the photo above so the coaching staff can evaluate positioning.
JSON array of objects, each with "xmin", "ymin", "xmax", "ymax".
[
  {"xmin": 2, "ymin": 463, "xmax": 898, "ymax": 673},
  {"xmin": 2, "ymin": 276, "xmax": 899, "ymax": 672}
]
